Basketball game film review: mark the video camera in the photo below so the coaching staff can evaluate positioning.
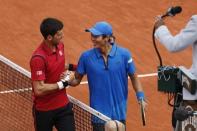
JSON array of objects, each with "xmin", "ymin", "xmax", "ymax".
[
  {"xmin": 158, "ymin": 66, "xmax": 197, "ymax": 94},
  {"xmin": 178, "ymin": 66, "xmax": 197, "ymax": 95}
]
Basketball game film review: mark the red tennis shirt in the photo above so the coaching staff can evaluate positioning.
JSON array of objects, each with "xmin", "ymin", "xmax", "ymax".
[{"xmin": 30, "ymin": 42, "xmax": 69, "ymax": 111}]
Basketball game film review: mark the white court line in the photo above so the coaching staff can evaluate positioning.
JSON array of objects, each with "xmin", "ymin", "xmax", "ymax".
[
  {"xmin": 80, "ymin": 73, "xmax": 157, "ymax": 85},
  {"xmin": 138, "ymin": 73, "xmax": 157, "ymax": 77},
  {"xmin": 0, "ymin": 72, "xmax": 157, "ymax": 94},
  {"xmin": 0, "ymin": 55, "xmax": 158, "ymax": 94},
  {"xmin": 0, "ymin": 88, "xmax": 32, "ymax": 94}
]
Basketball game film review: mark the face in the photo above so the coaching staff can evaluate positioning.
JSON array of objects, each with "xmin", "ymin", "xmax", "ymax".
[
  {"xmin": 91, "ymin": 34, "xmax": 109, "ymax": 48},
  {"xmin": 47, "ymin": 30, "xmax": 64, "ymax": 46}
]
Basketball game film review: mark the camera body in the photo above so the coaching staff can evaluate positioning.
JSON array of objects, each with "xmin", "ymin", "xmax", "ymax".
[
  {"xmin": 178, "ymin": 66, "xmax": 197, "ymax": 95},
  {"xmin": 158, "ymin": 66, "xmax": 197, "ymax": 94},
  {"xmin": 158, "ymin": 66, "xmax": 181, "ymax": 93}
]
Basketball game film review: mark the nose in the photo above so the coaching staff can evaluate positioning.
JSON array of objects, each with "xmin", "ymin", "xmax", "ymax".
[{"xmin": 91, "ymin": 36, "xmax": 95, "ymax": 40}]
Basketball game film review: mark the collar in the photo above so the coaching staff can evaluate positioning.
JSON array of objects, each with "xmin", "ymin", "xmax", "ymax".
[
  {"xmin": 94, "ymin": 43, "xmax": 117, "ymax": 58},
  {"xmin": 42, "ymin": 42, "xmax": 60, "ymax": 55}
]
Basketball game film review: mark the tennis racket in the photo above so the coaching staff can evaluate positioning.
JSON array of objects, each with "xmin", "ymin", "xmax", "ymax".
[{"xmin": 140, "ymin": 100, "xmax": 146, "ymax": 126}]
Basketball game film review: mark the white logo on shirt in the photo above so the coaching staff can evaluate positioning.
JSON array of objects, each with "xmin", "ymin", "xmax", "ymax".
[
  {"xmin": 128, "ymin": 58, "xmax": 133, "ymax": 63},
  {"xmin": 36, "ymin": 71, "xmax": 43, "ymax": 76},
  {"xmin": 59, "ymin": 51, "xmax": 63, "ymax": 56}
]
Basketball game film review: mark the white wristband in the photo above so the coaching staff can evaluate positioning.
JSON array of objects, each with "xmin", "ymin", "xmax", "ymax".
[{"xmin": 57, "ymin": 81, "xmax": 64, "ymax": 90}]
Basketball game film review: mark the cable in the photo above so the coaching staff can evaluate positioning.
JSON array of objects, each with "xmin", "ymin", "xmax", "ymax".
[{"xmin": 152, "ymin": 25, "xmax": 163, "ymax": 66}]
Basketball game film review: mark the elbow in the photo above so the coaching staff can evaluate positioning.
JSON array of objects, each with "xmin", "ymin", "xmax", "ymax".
[
  {"xmin": 33, "ymin": 88, "xmax": 45, "ymax": 97},
  {"xmin": 164, "ymin": 43, "xmax": 180, "ymax": 52},
  {"xmin": 33, "ymin": 81, "xmax": 47, "ymax": 97}
]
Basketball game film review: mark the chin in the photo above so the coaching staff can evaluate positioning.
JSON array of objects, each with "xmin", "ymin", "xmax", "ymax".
[
  {"xmin": 52, "ymin": 43, "xmax": 58, "ymax": 47},
  {"xmin": 93, "ymin": 44, "xmax": 99, "ymax": 48}
]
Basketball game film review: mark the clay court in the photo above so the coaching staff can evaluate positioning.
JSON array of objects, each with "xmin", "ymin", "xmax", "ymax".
[{"xmin": 0, "ymin": 0, "xmax": 196, "ymax": 130}]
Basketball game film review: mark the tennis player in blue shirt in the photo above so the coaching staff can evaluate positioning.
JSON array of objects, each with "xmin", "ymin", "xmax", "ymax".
[{"xmin": 69, "ymin": 21, "xmax": 146, "ymax": 130}]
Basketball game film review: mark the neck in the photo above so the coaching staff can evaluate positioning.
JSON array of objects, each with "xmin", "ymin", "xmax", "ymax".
[
  {"xmin": 44, "ymin": 40, "xmax": 57, "ymax": 52},
  {"xmin": 100, "ymin": 43, "xmax": 112, "ymax": 57}
]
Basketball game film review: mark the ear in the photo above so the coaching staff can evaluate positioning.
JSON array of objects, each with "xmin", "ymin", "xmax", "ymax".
[{"xmin": 46, "ymin": 35, "xmax": 53, "ymax": 41}]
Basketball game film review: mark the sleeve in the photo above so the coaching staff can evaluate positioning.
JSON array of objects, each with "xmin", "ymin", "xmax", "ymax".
[
  {"xmin": 76, "ymin": 53, "xmax": 87, "ymax": 75},
  {"xmin": 154, "ymin": 15, "xmax": 197, "ymax": 52},
  {"xmin": 125, "ymin": 50, "xmax": 136, "ymax": 75},
  {"xmin": 30, "ymin": 56, "xmax": 46, "ymax": 81}
]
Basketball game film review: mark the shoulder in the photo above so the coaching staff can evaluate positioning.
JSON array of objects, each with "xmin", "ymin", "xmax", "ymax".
[
  {"xmin": 31, "ymin": 46, "xmax": 46, "ymax": 64},
  {"xmin": 31, "ymin": 50, "xmax": 46, "ymax": 61},
  {"xmin": 31, "ymin": 56, "xmax": 44, "ymax": 63},
  {"xmin": 32, "ymin": 43, "xmax": 46, "ymax": 57},
  {"xmin": 80, "ymin": 48, "xmax": 95, "ymax": 58},
  {"xmin": 30, "ymin": 55, "xmax": 45, "ymax": 69},
  {"xmin": 116, "ymin": 44, "xmax": 132, "ymax": 57},
  {"xmin": 191, "ymin": 15, "xmax": 197, "ymax": 20}
]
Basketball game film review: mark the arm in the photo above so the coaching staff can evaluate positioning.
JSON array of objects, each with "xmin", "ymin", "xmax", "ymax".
[
  {"xmin": 129, "ymin": 73, "xmax": 143, "ymax": 93},
  {"xmin": 68, "ymin": 52, "xmax": 86, "ymax": 86},
  {"xmin": 34, "ymin": 72, "xmax": 77, "ymax": 97},
  {"xmin": 69, "ymin": 71, "xmax": 84, "ymax": 86},
  {"xmin": 33, "ymin": 72, "xmax": 74, "ymax": 96},
  {"xmin": 123, "ymin": 49, "xmax": 145, "ymax": 101},
  {"xmin": 129, "ymin": 73, "xmax": 145, "ymax": 101},
  {"xmin": 30, "ymin": 56, "xmax": 73, "ymax": 96},
  {"xmin": 33, "ymin": 80, "xmax": 60, "ymax": 96},
  {"xmin": 154, "ymin": 16, "xmax": 197, "ymax": 52}
]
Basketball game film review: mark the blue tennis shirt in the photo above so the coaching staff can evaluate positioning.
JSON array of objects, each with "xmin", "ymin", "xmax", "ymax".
[{"xmin": 77, "ymin": 43, "xmax": 136, "ymax": 121}]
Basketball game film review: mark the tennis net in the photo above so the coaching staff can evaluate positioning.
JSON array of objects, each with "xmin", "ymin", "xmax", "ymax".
[{"xmin": 0, "ymin": 55, "xmax": 111, "ymax": 131}]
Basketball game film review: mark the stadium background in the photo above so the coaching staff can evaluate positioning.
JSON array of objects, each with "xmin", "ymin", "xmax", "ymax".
[{"xmin": 0, "ymin": 0, "xmax": 196, "ymax": 130}]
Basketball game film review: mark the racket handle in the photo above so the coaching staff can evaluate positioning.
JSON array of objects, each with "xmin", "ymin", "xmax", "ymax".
[{"xmin": 140, "ymin": 99, "xmax": 146, "ymax": 126}]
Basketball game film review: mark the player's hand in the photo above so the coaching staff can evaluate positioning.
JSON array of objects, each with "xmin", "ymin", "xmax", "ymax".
[
  {"xmin": 139, "ymin": 99, "xmax": 147, "ymax": 109},
  {"xmin": 60, "ymin": 71, "xmax": 75, "ymax": 82},
  {"xmin": 136, "ymin": 91, "xmax": 147, "ymax": 109},
  {"xmin": 154, "ymin": 16, "xmax": 165, "ymax": 30}
]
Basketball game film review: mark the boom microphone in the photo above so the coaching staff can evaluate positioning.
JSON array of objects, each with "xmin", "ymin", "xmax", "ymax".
[{"xmin": 161, "ymin": 6, "xmax": 182, "ymax": 18}]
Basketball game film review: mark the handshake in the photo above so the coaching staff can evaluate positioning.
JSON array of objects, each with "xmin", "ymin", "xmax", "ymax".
[{"xmin": 57, "ymin": 71, "xmax": 75, "ymax": 90}]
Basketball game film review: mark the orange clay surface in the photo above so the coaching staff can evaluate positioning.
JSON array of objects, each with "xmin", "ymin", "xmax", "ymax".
[{"xmin": 0, "ymin": 0, "xmax": 196, "ymax": 130}]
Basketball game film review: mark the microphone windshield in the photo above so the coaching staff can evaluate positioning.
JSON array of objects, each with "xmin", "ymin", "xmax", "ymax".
[
  {"xmin": 161, "ymin": 6, "xmax": 182, "ymax": 18},
  {"xmin": 170, "ymin": 6, "xmax": 182, "ymax": 16}
]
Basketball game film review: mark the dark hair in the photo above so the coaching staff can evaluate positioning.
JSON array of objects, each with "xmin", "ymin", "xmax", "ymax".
[{"xmin": 40, "ymin": 17, "xmax": 64, "ymax": 39}]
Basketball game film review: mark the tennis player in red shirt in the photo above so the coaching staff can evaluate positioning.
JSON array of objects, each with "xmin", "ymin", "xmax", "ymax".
[{"xmin": 30, "ymin": 17, "xmax": 75, "ymax": 131}]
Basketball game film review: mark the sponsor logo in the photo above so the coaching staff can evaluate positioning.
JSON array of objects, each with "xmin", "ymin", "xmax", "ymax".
[
  {"xmin": 182, "ymin": 115, "xmax": 197, "ymax": 131},
  {"xmin": 128, "ymin": 58, "xmax": 133, "ymax": 63},
  {"xmin": 59, "ymin": 51, "xmax": 63, "ymax": 56},
  {"xmin": 36, "ymin": 71, "xmax": 43, "ymax": 76}
]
